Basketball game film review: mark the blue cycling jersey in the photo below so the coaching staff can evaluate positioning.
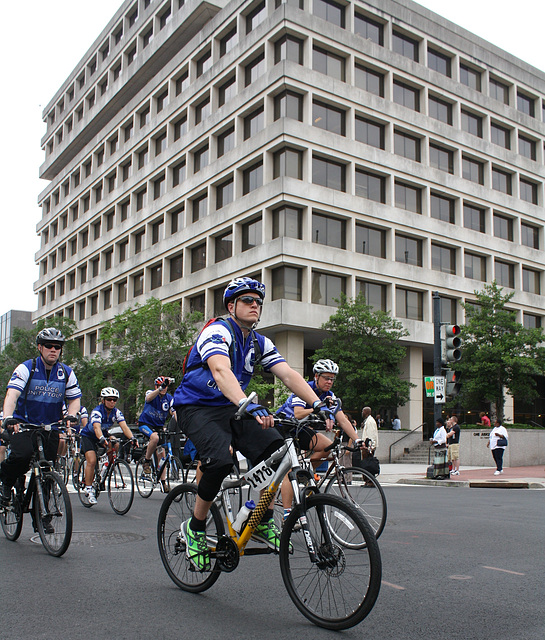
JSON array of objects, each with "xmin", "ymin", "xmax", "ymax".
[
  {"xmin": 8, "ymin": 357, "xmax": 82, "ymax": 426},
  {"xmin": 81, "ymin": 404, "xmax": 126, "ymax": 441},
  {"xmin": 173, "ymin": 317, "xmax": 285, "ymax": 407},
  {"xmin": 138, "ymin": 391, "xmax": 173, "ymax": 428},
  {"xmin": 276, "ymin": 380, "xmax": 339, "ymax": 420}
]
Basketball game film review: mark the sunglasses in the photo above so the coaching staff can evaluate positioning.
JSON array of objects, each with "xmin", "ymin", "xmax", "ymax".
[
  {"xmin": 238, "ymin": 296, "xmax": 263, "ymax": 306},
  {"xmin": 43, "ymin": 343, "xmax": 62, "ymax": 350},
  {"xmin": 105, "ymin": 397, "xmax": 118, "ymax": 402}
]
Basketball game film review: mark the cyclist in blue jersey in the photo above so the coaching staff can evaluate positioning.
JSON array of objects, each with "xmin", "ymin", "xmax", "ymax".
[
  {"xmin": 0, "ymin": 328, "xmax": 82, "ymax": 506},
  {"xmin": 173, "ymin": 276, "xmax": 327, "ymax": 571},
  {"xmin": 80, "ymin": 387, "xmax": 136, "ymax": 505},
  {"xmin": 138, "ymin": 376, "xmax": 175, "ymax": 485}
]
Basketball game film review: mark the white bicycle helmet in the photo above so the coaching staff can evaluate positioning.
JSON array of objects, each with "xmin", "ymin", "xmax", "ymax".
[
  {"xmin": 100, "ymin": 387, "xmax": 120, "ymax": 398},
  {"xmin": 313, "ymin": 359, "xmax": 339, "ymax": 375}
]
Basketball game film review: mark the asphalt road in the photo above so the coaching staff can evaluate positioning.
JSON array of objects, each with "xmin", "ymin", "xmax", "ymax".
[{"xmin": 0, "ymin": 483, "xmax": 543, "ymax": 640}]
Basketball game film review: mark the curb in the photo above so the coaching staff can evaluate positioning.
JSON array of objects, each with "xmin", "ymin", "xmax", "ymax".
[{"xmin": 395, "ymin": 478, "xmax": 545, "ymax": 489}]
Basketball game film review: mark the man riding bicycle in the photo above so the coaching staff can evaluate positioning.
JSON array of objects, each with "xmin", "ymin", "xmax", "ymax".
[
  {"xmin": 173, "ymin": 276, "xmax": 326, "ymax": 571},
  {"xmin": 0, "ymin": 328, "xmax": 81, "ymax": 507},
  {"xmin": 138, "ymin": 376, "xmax": 176, "ymax": 490},
  {"xmin": 80, "ymin": 387, "xmax": 136, "ymax": 505}
]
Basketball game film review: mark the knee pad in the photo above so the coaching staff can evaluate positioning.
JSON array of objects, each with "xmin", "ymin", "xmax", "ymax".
[{"xmin": 197, "ymin": 464, "xmax": 233, "ymax": 502}]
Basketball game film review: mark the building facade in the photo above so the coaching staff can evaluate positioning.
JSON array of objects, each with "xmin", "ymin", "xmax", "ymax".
[
  {"xmin": 0, "ymin": 310, "xmax": 33, "ymax": 353},
  {"xmin": 35, "ymin": 0, "xmax": 545, "ymax": 427}
]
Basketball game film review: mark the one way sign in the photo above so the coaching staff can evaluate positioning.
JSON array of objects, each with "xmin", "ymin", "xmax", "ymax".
[{"xmin": 434, "ymin": 376, "xmax": 446, "ymax": 404}]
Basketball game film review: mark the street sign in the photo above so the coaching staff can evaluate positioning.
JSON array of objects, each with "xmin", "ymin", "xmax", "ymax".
[
  {"xmin": 424, "ymin": 376, "xmax": 435, "ymax": 398},
  {"xmin": 434, "ymin": 376, "xmax": 446, "ymax": 404}
]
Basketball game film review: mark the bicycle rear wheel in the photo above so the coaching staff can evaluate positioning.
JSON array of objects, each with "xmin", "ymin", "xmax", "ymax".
[
  {"xmin": 157, "ymin": 483, "xmax": 224, "ymax": 593},
  {"xmin": 1, "ymin": 488, "xmax": 23, "ymax": 541},
  {"xmin": 324, "ymin": 467, "xmax": 387, "ymax": 540},
  {"xmin": 108, "ymin": 459, "xmax": 134, "ymax": 515},
  {"xmin": 135, "ymin": 457, "xmax": 155, "ymax": 498},
  {"xmin": 167, "ymin": 456, "xmax": 184, "ymax": 486},
  {"xmin": 55, "ymin": 456, "xmax": 68, "ymax": 484},
  {"xmin": 279, "ymin": 493, "xmax": 381, "ymax": 631},
  {"xmin": 34, "ymin": 471, "xmax": 73, "ymax": 557},
  {"xmin": 72, "ymin": 454, "xmax": 83, "ymax": 491}
]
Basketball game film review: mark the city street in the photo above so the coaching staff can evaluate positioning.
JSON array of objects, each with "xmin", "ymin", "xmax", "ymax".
[{"xmin": 1, "ymin": 483, "xmax": 543, "ymax": 640}]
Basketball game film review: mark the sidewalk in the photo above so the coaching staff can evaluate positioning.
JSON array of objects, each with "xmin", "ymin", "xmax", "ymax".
[{"xmin": 378, "ymin": 463, "xmax": 545, "ymax": 489}]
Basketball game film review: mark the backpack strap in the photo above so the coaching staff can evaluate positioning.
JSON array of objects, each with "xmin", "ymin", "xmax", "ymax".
[
  {"xmin": 249, "ymin": 329, "xmax": 263, "ymax": 368},
  {"xmin": 21, "ymin": 358, "xmax": 37, "ymax": 405}
]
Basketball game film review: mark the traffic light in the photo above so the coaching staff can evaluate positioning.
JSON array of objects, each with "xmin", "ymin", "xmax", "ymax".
[
  {"xmin": 441, "ymin": 324, "xmax": 462, "ymax": 364},
  {"xmin": 445, "ymin": 369, "xmax": 461, "ymax": 396}
]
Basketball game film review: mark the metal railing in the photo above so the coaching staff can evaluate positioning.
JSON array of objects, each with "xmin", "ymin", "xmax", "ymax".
[{"xmin": 388, "ymin": 423, "xmax": 426, "ymax": 463}]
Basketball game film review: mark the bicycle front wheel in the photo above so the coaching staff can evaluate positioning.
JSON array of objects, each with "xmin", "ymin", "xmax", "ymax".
[
  {"xmin": 55, "ymin": 456, "xmax": 68, "ymax": 484},
  {"xmin": 279, "ymin": 493, "xmax": 381, "ymax": 631},
  {"xmin": 72, "ymin": 455, "xmax": 83, "ymax": 491},
  {"xmin": 135, "ymin": 457, "xmax": 155, "ymax": 498},
  {"xmin": 108, "ymin": 459, "xmax": 134, "ymax": 515},
  {"xmin": 34, "ymin": 471, "xmax": 73, "ymax": 557},
  {"xmin": 1, "ymin": 487, "xmax": 23, "ymax": 541},
  {"xmin": 325, "ymin": 467, "xmax": 387, "ymax": 539},
  {"xmin": 157, "ymin": 483, "xmax": 224, "ymax": 593}
]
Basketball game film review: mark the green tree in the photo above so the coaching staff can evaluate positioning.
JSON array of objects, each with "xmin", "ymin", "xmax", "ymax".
[
  {"xmin": 457, "ymin": 282, "xmax": 545, "ymax": 421},
  {"xmin": 314, "ymin": 293, "xmax": 413, "ymax": 412}
]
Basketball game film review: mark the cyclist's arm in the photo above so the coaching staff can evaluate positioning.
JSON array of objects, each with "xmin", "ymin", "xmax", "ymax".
[
  {"xmin": 92, "ymin": 420, "xmax": 107, "ymax": 441},
  {"xmin": 118, "ymin": 420, "xmax": 134, "ymax": 441},
  {"xmin": 270, "ymin": 362, "xmax": 322, "ymax": 407},
  {"xmin": 65, "ymin": 397, "xmax": 81, "ymax": 421},
  {"xmin": 145, "ymin": 388, "xmax": 162, "ymax": 402},
  {"xmin": 2, "ymin": 388, "xmax": 20, "ymax": 420}
]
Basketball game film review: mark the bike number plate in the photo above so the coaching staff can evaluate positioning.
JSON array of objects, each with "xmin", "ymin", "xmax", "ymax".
[{"xmin": 243, "ymin": 459, "xmax": 274, "ymax": 491}]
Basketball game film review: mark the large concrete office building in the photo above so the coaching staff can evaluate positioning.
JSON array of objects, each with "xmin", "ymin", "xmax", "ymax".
[{"xmin": 35, "ymin": 0, "xmax": 545, "ymax": 425}]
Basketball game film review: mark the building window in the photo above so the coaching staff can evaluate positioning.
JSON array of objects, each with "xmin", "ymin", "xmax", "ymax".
[
  {"xmin": 169, "ymin": 253, "xmax": 183, "ymax": 281},
  {"xmin": 432, "ymin": 243, "xmax": 456, "ymax": 274},
  {"xmin": 134, "ymin": 229, "xmax": 145, "ymax": 254},
  {"xmin": 428, "ymin": 95, "xmax": 452, "ymax": 124},
  {"xmin": 523, "ymin": 313, "xmax": 542, "ymax": 329},
  {"xmin": 218, "ymin": 75, "xmax": 236, "ymax": 107},
  {"xmin": 192, "ymin": 193, "xmax": 208, "ymax": 222},
  {"xmin": 78, "ymin": 300, "xmax": 86, "ymax": 321},
  {"xmin": 172, "ymin": 160, "xmax": 186, "ymax": 187},
  {"xmin": 115, "ymin": 280, "xmax": 127, "ymax": 305},
  {"xmin": 159, "ymin": 4, "xmax": 172, "ymax": 30},
  {"xmin": 189, "ymin": 294, "xmax": 205, "ymax": 314},
  {"xmin": 356, "ymin": 280, "xmax": 387, "ymax": 311},
  {"xmin": 355, "ymin": 169, "xmax": 385, "ymax": 202},
  {"xmin": 392, "ymin": 31, "xmax": 419, "ymax": 61},
  {"xmin": 521, "ymin": 222, "xmax": 539, "ymax": 249},
  {"xmin": 274, "ymin": 90, "xmax": 303, "ymax": 121},
  {"xmin": 150, "ymin": 263, "xmax": 162, "ymax": 290},
  {"xmin": 272, "ymin": 266, "xmax": 302, "ymax": 301},
  {"xmin": 313, "ymin": 100, "xmax": 345, "ymax": 135},
  {"xmin": 394, "ymin": 130, "xmax": 421, "ymax": 161},
  {"xmin": 464, "ymin": 252, "xmax": 486, "ymax": 281},
  {"xmin": 191, "ymin": 243, "xmax": 206, "ymax": 272},
  {"xmin": 312, "ymin": 156, "xmax": 345, "ymax": 192},
  {"xmin": 242, "ymin": 217, "xmax": 262, "ymax": 250},
  {"xmin": 495, "ymin": 260, "xmax": 514, "ymax": 288},
  {"xmin": 91, "ymin": 257, "xmax": 100, "ymax": 278},
  {"xmin": 429, "ymin": 143, "xmax": 454, "ymax": 173},
  {"xmin": 461, "ymin": 109, "xmax": 483, "ymax": 137},
  {"xmin": 173, "ymin": 114, "xmax": 187, "ymax": 140},
  {"xmin": 272, "ymin": 206, "xmax": 302, "ymax": 239},
  {"xmin": 431, "ymin": 193, "xmax": 455, "ymax": 223},
  {"xmin": 428, "ymin": 48, "xmax": 451, "ymax": 77},
  {"xmin": 517, "ymin": 91, "xmax": 535, "ymax": 117},
  {"xmin": 136, "ymin": 187, "xmax": 147, "ymax": 211},
  {"xmin": 462, "ymin": 156, "xmax": 484, "ymax": 184},
  {"xmin": 494, "ymin": 213, "xmax": 513, "ymax": 241},
  {"xmin": 246, "ymin": 1, "xmax": 266, "ymax": 34},
  {"xmin": 273, "ymin": 148, "xmax": 303, "ymax": 179},
  {"xmin": 245, "ymin": 52, "xmax": 265, "ymax": 86},
  {"xmin": 356, "ymin": 224, "xmax": 386, "ymax": 258},
  {"xmin": 395, "ymin": 235, "xmax": 422, "ymax": 266},
  {"xmin": 463, "ymin": 203, "xmax": 485, "ymax": 233},
  {"xmin": 244, "ymin": 107, "xmax": 264, "ymax": 139},
  {"xmin": 153, "ymin": 174, "xmax": 166, "ymax": 199},
  {"xmin": 492, "ymin": 167, "xmax": 512, "ymax": 194},
  {"xmin": 103, "ymin": 248, "xmax": 113, "ymax": 271},
  {"xmin": 138, "ymin": 145, "xmax": 149, "ymax": 168},
  {"xmin": 312, "ymin": 212, "xmax": 345, "ymax": 249},
  {"xmin": 274, "ymin": 35, "xmax": 303, "ymax": 64},
  {"xmin": 118, "ymin": 239, "xmax": 128, "ymax": 262},
  {"xmin": 90, "ymin": 294, "xmax": 98, "ymax": 315},
  {"xmin": 313, "ymin": 46, "xmax": 345, "ymax": 81},
  {"xmin": 520, "ymin": 178, "xmax": 538, "ymax": 204},
  {"xmin": 354, "ymin": 12, "xmax": 383, "ymax": 45},
  {"xmin": 355, "ymin": 116, "xmax": 384, "ymax": 149},
  {"xmin": 460, "ymin": 63, "xmax": 481, "ymax": 91},
  {"xmin": 519, "ymin": 134, "xmax": 536, "ymax": 160},
  {"xmin": 216, "ymin": 177, "xmax": 234, "ymax": 209},
  {"xmin": 354, "ymin": 63, "xmax": 384, "ymax": 97},
  {"xmin": 175, "ymin": 70, "xmax": 189, "ymax": 96},
  {"xmin": 491, "ymin": 122, "xmax": 511, "ymax": 149},
  {"xmin": 102, "ymin": 287, "xmax": 112, "ymax": 310},
  {"xmin": 194, "ymin": 96, "xmax": 211, "ymax": 124},
  {"xmin": 217, "ymin": 126, "xmax": 235, "ymax": 157},
  {"xmin": 154, "ymin": 132, "xmax": 167, "ymax": 156},
  {"xmin": 132, "ymin": 272, "xmax": 144, "ymax": 297},
  {"xmin": 395, "ymin": 182, "xmax": 421, "ymax": 213},
  {"xmin": 215, "ymin": 230, "xmax": 233, "ymax": 262},
  {"xmin": 170, "ymin": 206, "xmax": 184, "ymax": 234},
  {"xmin": 393, "ymin": 80, "xmax": 419, "ymax": 111},
  {"xmin": 242, "ymin": 160, "xmax": 263, "ymax": 194},
  {"xmin": 194, "ymin": 144, "xmax": 209, "ymax": 173},
  {"xmin": 152, "ymin": 218, "xmax": 163, "ymax": 244},
  {"xmin": 522, "ymin": 267, "xmax": 541, "ymax": 294},
  {"xmin": 490, "ymin": 77, "xmax": 509, "ymax": 104},
  {"xmin": 219, "ymin": 26, "xmax": 237, "ymax": 57},
  {"xmin": 396, "ymin": 288, "xmax": 423, "ymax": 320},
  {"xmin": 142, "ymin": 26, "xmax": 153, "ymax": 49},
  {"xmin": 196, "ymin": 49, "xmax": 212, "ymax": 77},
  {"xmin": 314, "ymin": 0, "xmax": 345, "ymax": 27},
  {"xmin": 312, "ymin": 271, "xmax": 345, "ymax": 306}
]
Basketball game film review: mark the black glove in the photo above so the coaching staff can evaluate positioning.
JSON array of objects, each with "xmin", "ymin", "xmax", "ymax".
[
  {"xmin": 245, "ymin": 403, "xmax": 271, "ymax": 419},
  {"xmin": 161, "ymin": 382, "xmax": 168, "ymax": 389},
  {"xmin": 319, "ymin": 409, "xmax": 334, "ymax": 422}
]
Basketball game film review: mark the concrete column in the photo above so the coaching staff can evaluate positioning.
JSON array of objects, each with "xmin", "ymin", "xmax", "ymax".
[
  {"xmin": 399, "ymin": 345, "xmax": 423, "ymax": 431},
  {"xmin": 275, "ymin": 330, "xmax": 305, "ymax": 376}
]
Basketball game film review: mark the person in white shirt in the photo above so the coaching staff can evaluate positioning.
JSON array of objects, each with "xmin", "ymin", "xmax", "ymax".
[
  {"xmin": 430, "ymin": 418, "xmax": 448, "ymax": 478},
  {"xmin": 487, "ymin": 419, "xmax": 508, "ymax": 475}
]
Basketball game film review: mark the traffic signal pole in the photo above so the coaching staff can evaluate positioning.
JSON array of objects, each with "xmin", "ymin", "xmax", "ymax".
[{"xmin": 433, "ymin": 291, "xmax": 442, "ymax": 424}]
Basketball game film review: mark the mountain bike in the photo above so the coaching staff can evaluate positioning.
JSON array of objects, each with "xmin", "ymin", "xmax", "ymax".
[
  {"xmin": 135, "ymin": 427, "xmax": 184, "ymax": 497},
  {"xmin": 76, "ymin": 438, "xmax": 135, "ymax": 515},
  {"xmin": 0, "ymin": 418, "xmax": 74, "ymax": 557},
  {"xmin": 55, "ymin": 431, "xmax": 81, "ymax": 487},
  {"xmin": 157, "ymin": 395, "xmax": 381, "ymax": 631}
]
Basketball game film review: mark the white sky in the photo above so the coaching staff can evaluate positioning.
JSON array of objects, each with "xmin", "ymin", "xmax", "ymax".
[{"xmin": 1, "ymin": 0, "xmax": 543, "ymax": 318}]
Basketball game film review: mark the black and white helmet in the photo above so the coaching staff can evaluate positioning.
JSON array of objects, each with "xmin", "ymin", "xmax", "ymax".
[
  {"xmin": 36, "ymin": 327, "xmax": 65, "ymax": 346},
  {"xmin": 313, "ymin": 359, "xmax": 339, "ymax": 375},
  {"xmin": 100, "ymin": 387, "xmax": 120, "ymax": 398}
]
